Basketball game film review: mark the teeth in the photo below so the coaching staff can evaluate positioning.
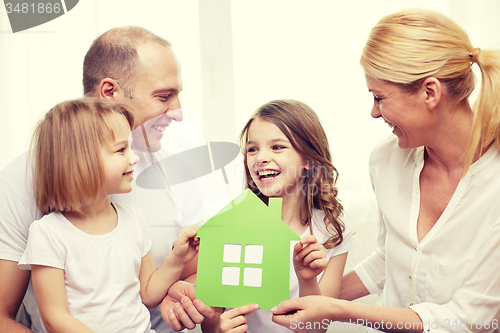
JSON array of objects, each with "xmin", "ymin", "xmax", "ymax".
[
  {"xmin": 152, "ymin": 125, "xmax": 166, "ymax": 132},
  {"xmin": 258, "ymin": 170, "xmax": 279, "ymax": 176}
]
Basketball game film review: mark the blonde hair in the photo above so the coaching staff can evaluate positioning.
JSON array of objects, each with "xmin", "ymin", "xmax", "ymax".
[
  {"xmin": 360, "ymin": 9, "xmax": 500, "ymax": 172},
  {"xmin": 238, "ymin": 99, "xmax": 344, "ymax": 249},
  {"xmin": 83, "ymin": 26, "xmax": 172, "ymax": 98},
  {"xmin": 30, "ymin": 98, "xmax": 135, "ymax": 215}
]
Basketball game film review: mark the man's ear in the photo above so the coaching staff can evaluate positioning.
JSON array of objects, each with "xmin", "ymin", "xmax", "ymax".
[
  {"xmin": 97, "ymin": 78, "xmax": 122, "ymax": 100},
  {"xmin": 423, "ymin": 77, "xmax": 441, "ymax": 111}
]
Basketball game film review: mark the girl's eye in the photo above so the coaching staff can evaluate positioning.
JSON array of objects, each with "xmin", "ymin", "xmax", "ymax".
[
  {"xmin": 116, "ymin": 148, "xmax": 125, "ymax": 154},
  {"xmin": 273, "ymin": 145, "xmax": 285, "ymax": 151},
  {"xmin": 247, "ymin": 147, "xmax": 258, "ymax": 153}
]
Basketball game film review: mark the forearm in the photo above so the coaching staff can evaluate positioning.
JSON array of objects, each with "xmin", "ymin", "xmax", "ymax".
[
  {"xmin": 339, "ymin": 270, "xmax": 370, "ymax": 301},
  {"xmin": 298, "ymin": 277, "xmax": 321, "ymax": 297},
  {"xmin": 335, "ymin": 300, "xmax": 423, "ymax": 333},
  {"xmin": 0, "ymin": 260, "xmax": 32, "ymax": 332},
  {"xmin": 142, "ymin": 255, "xmax": 185, "ymax": 308},
  {"xmin": 181, "ymin": 254, "xmax": 198, "ymax": 282},
  {"xmin": 0, "ymin": 315, "xmax": 34, "ymax": 333},
  {"xmin": 42, "ymin": 312, "xmax": 96, "ymax": 333}
]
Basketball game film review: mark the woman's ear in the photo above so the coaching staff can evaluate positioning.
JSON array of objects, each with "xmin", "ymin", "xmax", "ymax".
[
  {"xmin": 305, "ymin": 160, "xmax": 312, "ymax": 171},
  {"xmin": 97, "ymin": 78, "xmax": 122, "ymax": 100},
  {"xmin": 423, "ymin": 77, "xmax": 442, "ymax": 111}
]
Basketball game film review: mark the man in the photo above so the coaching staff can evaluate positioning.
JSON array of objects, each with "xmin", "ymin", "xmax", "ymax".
[{"xmin": 0, "ymin": 26, "xmax": 212, "ymax": 333}]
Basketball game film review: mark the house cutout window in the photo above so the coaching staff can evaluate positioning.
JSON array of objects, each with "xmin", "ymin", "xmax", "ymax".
[{"xmin": 222, "ymin": 244, "xmax": 263, "ymax": 287}]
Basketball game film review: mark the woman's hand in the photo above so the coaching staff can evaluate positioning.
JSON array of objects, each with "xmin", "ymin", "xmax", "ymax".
[
  {"xmin": 219, "ymin": 304, "xmax": 259, "ymax": 333},
  {"xmin": 293, "ymin": 235, "xmax": 327, "ymax": 281},
  {"xmin": 271, "ymin": 296, "xmax": 335, "ymax": 333}
]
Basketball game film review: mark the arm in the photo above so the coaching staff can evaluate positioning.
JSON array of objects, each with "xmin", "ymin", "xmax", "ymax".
[
  {"xmin": 31, "ymin": 265, "xmax": 95, "ymax": 333},
  {"xmin": 0, "ymin": 260, "xmax": 33, "ymax": 333},
  {"xmin": 140, "ymin": 227, "xmax": 199, "ymax": 308},
  {"xmin": 318, "ymin": 252, "xmax": 348, "ymax": 298},
  {"xmin": 338, "ymin": 270, "xmax": 370, "ymax": 301},
  {"xmin": 271, "ymin": 296, "xmax": 422, "ymax": 333}
]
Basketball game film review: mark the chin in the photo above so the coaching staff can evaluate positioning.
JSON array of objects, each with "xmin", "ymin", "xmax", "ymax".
[{"xmin": 131, "ymin": 140, "xmax": 162, "ymax": 153}]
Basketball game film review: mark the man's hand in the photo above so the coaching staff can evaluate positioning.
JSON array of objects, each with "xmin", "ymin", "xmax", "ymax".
[{"xmin": 161, "ymin": 280, "xmax": 216, "ymax": 330}]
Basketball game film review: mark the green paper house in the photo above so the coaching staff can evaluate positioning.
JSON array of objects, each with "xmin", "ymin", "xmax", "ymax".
[{"xmin": 196, "ymin": 189, "xmax": 300, "ymax": 310}]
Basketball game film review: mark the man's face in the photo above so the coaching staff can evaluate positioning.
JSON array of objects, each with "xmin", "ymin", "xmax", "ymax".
[{"xmin": 117, "ymin": 41, "xmax": 183, "ymax": 152}]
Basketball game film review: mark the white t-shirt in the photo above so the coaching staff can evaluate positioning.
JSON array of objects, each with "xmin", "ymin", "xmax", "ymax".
[
  {"xmin": 354, "ymin": 135, "xmax": 500, "ymax": 333},
  {"xmin": 18, "ymin": 203, "xmax": 152, "ymax": 333},
  {"xmin": 245, "ymin": 209, "xmax": 353, "ymax": 332},
  {"xmin": 0, "ymin": 151, "xmax": 204, "ymax": 333}
]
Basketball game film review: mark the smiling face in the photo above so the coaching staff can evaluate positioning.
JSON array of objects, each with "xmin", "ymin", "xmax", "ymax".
[
  {"xmin": 245, "ymin": 117, "xmax": 309, "ymax": 200},
  {"xmin": 366, "ymin": 75, "xmax": 431, "ymax": 149},
  {"xmin": 100, "ymin": 114, "xmax": 140, "ymax": 195},
  {"xmin": 116, "ymin": 41, "xmax": 183, "ymax": 152}
]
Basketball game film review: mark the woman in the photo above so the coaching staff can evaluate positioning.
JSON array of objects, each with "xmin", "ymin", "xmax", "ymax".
[{"xmin": 272, "ymin": 8, "xmax": 500, "ymax": 333}]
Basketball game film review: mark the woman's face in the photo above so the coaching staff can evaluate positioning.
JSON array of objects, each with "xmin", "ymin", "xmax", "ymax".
[{"xmin": 365, "ymin": 75, "xmax": 431, "ymax": 149}]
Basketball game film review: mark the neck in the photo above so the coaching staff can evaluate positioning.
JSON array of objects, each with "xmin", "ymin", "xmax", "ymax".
[
  {"xmin": 75, "ymin": 194, "xmax": 112, "ymax": 218},
  {"xmin": 62, "ymin": 194, "xmax": 116, "ymax": 235},
  {"xmin": 424, "ymin": 101, "xmax": 474, "ymax": 173}
]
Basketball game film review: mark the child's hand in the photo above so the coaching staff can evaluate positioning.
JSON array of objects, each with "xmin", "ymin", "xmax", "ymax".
[
  {"xmin": 219, "ymin": 304, "xmax": 259, "ymax": 333},
  {"xmin": 172, "ymin": 227, "xmax": 200, "ymax": 265},
  {"xmin": 293, "ymin": 235, "xmax": 327, "ymax": 281}
]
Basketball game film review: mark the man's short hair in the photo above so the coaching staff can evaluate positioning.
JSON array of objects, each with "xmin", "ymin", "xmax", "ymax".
[{"xmin": 83, "ymin": 26, "xmax": 171, "ymax": 98}]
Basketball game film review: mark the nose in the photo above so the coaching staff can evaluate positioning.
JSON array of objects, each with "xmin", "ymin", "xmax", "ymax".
[
  {"xmin": 166, "ymin": 107, "xmax": 183, "ymax": 123},
  {"xmin": 254, "ymin": 150, "xmax": 270, "ymax": 166},
  {"xmin": 129, "ymin": 149, "xmax": 140, "ymax": 166},
  {"xmin": 371, "ymin": 103, "xmax": 382, "ymax": 119},
  {"xmin": 166, "ymin": 96, "xmax": 183, "ymax": 123}
]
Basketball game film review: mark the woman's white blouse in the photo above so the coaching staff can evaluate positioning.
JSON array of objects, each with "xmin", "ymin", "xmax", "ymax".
[{"xmin": 354, "ymin": 136, "xmax": 500, "ymax": 333}]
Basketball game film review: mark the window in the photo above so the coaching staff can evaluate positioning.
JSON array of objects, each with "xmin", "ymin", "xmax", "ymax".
[{"xmin": 222, "ymin": 244, "xmax": 263, "ymax": 287}]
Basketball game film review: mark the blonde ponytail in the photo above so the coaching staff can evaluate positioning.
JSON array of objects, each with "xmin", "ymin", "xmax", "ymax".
[{"xmin": 465, "ymin": 48, "xmax": 500, "ymax": 172}]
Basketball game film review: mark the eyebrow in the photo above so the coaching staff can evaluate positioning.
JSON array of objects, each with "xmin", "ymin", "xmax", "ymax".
[
  {"xmin": 247, "ymin": 138, "xmax": 289, "ymax": 145},
  {"xmin": 111, "ymin": 140, "xmax": 128, "ymax": 148},
  {"xmin": 152, "ymin": 88, "xmax": 180, "ymax": 95}
]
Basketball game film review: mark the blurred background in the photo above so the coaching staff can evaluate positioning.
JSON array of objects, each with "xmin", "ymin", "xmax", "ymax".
[{"xmin": 1, "ymin": 1, "xmax": 499, "ymax": 331}]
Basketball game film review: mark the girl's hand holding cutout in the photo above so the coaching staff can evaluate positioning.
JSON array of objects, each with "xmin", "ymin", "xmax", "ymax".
[
  {"xmin": 172, "ymin": 227, "xmax": 200, "ymax": 266},
  {"xmin": 293, "ymin": 235, "xmax": 327, "ymax": 281}
]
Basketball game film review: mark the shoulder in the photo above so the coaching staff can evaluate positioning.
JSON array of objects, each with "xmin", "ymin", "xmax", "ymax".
[
  {"xmin": 113, "ymin": 202, "xmax": 144, "ymax": 218},
  {"xmin": 311, "ymin": 210, "xmax": 352, "ymax": 244},
  {"xmin": 28, "ymin": 213, "xmax": 65, "ymax": 240},
  {"xmin": 0, "ymin": 153, "xmax": 33, "ymax": 198}
]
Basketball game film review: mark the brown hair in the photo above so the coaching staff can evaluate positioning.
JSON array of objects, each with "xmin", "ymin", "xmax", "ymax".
[
  {"xmin": 83, "ymin": 26, "xmax": 172, "ymax": 98},
  {"xmin": 238, "ymin": 99, "xmax": 344, "ymax": 248},
  {"xmin": 360, "ymin": 8, "xmax": 500, "ymax": 173},
  {"xmin": 30, "ymin": 98, "xmax": 134, "ymax": 215}
]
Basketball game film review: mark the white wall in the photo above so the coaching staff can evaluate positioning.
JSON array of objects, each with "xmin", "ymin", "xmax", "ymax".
[
  {"xmin": 0, "ymin": 0, "xmax": 202, "ymax": 169},
  {"xmin": 4, "ymin": 0, "xmax": 497, "ymax": 197}
]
